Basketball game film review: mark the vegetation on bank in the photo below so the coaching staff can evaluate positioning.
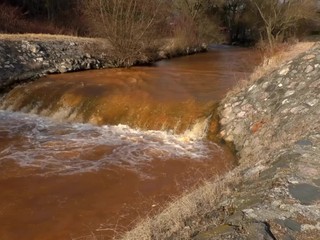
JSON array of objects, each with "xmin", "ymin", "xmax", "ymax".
[{"xmin": 1, "ymin": 0, "xmax": 319, "ymax": 66}]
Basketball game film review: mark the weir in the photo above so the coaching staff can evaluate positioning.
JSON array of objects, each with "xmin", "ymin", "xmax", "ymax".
[
  {"xmin": 0, "ymin": 84, "xmax": 215, "ymax": 134},
  {"xmin": 0, "ymin": 46, "xmax": 260, "ymax": 133}
]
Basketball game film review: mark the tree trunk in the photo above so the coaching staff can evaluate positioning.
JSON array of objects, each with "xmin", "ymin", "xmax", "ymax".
[{"xmin": 266, "ymin": 26, "xmax": 274, "ymax": 49}]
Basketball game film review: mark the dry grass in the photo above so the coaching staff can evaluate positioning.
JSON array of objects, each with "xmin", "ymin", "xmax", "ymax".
[
  {"xmin": 0, "ymin": 33, "xmax": 104, "ymax": 43},
  {"xmin": 227, "ymin": 41, "xmax": 316, "ymax": 96},
  {"xmin": 117, "ymin": 171, "xmax": 240, "ymax": 240}
]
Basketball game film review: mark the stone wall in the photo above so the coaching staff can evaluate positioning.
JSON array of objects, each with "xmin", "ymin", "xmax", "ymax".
[
  {"xmin": 196, "ymin": 44, "xmax": 320, "ymax": 239},
  {"xmin": 0, "ymin": 39, "xmax": 105, "ymax": 91},
  {"xmin": 220, "ymin": 45, "xmax": 320, "ymax": 162}
]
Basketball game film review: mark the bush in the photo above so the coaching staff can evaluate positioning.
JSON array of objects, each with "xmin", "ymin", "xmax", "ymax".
[
  {"xmin": 83, "ymin": 0, "xmax": 169, "ymax": 66},
  {"xmin": 247, "ymin": 0, "xmax": 319, "ymax": 49}
]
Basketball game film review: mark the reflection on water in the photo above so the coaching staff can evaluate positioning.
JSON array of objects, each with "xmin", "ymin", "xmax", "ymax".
[{"xmin": 0, "ymin": 46, "xmax": 260, "ymax": 240}]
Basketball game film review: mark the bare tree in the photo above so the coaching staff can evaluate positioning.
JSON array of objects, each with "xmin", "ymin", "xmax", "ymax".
[
  {"xmin": 172, "ymin": 0, "xmax": 224, "ymax": 45},
  {"xmin": 84, "ymin": 0, "xmax": 167, "ymax": 66},
  {"xmin": 221, "ymin": 0, "xmax": 248, "ymax": 43},
  {"xmin": 248, "ymin": 0, "xmax": 318, "ymax": 48}
]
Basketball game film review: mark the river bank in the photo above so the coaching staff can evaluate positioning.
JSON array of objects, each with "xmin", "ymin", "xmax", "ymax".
[
  {"xmin": 0, "ymin": 34, "xmax": 206, "ymax": 92},
  {"xmin": 120, "ymin": 42, "xmax": 320, "ymax": 240},
  {"xmin": 212, "ymin": 42, "xmax": 320, "ymax": 240}
]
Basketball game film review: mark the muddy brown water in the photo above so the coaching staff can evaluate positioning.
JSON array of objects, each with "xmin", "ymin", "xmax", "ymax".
[{"xmin": 0, "ymin": 46, "xmax": 260, "ymax": 240}]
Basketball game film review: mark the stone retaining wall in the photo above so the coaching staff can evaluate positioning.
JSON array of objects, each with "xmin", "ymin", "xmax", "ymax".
[
  {"xmin": 0, "ymin": 39, "xmax": 105, "ymax": 91},
  {"xmin": 196, "ymin": 44, "xmax": 320, "ymax": 239}
]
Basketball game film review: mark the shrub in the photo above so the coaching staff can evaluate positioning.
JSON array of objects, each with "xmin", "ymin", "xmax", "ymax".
[{"xmin": 83, "ymin": 0, "xmax": 169, "ymax": 66}]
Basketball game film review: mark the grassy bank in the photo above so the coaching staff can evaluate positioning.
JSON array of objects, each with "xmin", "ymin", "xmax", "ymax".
[{"xmin": 0, "ymin": 34, "xmax": 99, "ymax": 41}]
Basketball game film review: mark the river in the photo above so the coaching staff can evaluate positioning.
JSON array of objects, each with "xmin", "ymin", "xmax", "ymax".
[{"xmin": 0, "ymin": 46, "xmax": 260, "ymax": 240}]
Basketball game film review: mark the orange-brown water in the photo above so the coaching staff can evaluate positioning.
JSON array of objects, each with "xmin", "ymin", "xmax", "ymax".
[
  {"xmin": 1, "ymin": 46, "xmax": 260, "ymax": 132},
  {"xmin": 0, "ymin": 46, "xmax": 260, "ymax": 240}
]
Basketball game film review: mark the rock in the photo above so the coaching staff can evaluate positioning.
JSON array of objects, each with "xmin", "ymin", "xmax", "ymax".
[
  {"xmin": 194, "ymin": 224, "xmax": 240, "ymax": 240},
  {"xmin": 225, "ymin": 134, "xmax": 234, "ymax": 142},
  {"xmin": 284, "ymin": 90, "xmax": 295, "ymax": 97},
  {"xmin": 237, "ymin": 111, "xmax": 246, "ymax": 118},
  {"xmin": 290, "ymin": 106, "xmax": 306, "ymax": 114},
  {"xmin": 233, "ymin": 124, "xmax": 245, "ymax": 136},
  {"xmin": 295, "ymin": 139, "xmax": 313, "ymax": 146},
  {"xmin": 279, "ymin": 67, "xmax": 290, "ymax": 76},
  {"xmin": 305, "ymin": 65, "xmax": 313, "ymax": 73},
  {"xmin": 244, "ymin": 222, "xmax": 275, "ymax": 240},
  {"xmin": 306, "ymin": 99, "xmax": 318, "ymax": 107},
  {"xmin": 302, "ymin": 54, "xmax": 315, "ymax": 60},
  {"xmin": 27, "ymin": 43, "xmax": 41, "ymax": 53},
  {"xmin": 57, "ymin": 65, "xmax": 68, "ymax": 73},
  {"xmin": 248, "ymin": 84, "xmax": 256, "ymax": 92},
  {"xmin": 288, "ymin": 183, "xmax": 320, "ymax": 205},
  {"xmin": 276, "ymin": 218, "xmax": 301, "ymax": 232}
]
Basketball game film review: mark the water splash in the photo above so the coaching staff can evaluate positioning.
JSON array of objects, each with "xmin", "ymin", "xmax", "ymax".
[
  {"xmin": 0, "ymin": 110, "xmax": 220, "ymax": 175},
  {"xmin": 182, "ymin": 115, "xmax": 211, "ymax": 141}
]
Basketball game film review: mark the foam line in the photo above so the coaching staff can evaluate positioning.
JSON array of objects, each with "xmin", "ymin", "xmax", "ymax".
[{"xmin": 0, "ymin": 110, "xmax": 220, "ymax": 175}]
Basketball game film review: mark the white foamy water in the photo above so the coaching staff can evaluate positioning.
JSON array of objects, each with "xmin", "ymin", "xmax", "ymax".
[{"xmin": 0, "ymin": 110, "xmax": 220, "ymax": 175}]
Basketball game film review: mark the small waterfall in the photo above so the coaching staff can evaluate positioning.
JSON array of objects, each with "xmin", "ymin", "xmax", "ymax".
[
  {"xmin": 181, "ymin": 115, "xmax": 211, "ymax": 141},
  {"xmin": 0, "ymin": 110, "xmax": 220, "ymax": 175},
  {"xmin": 0, "ymin": 82, "xmax": 216, "ymax": 135}
]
